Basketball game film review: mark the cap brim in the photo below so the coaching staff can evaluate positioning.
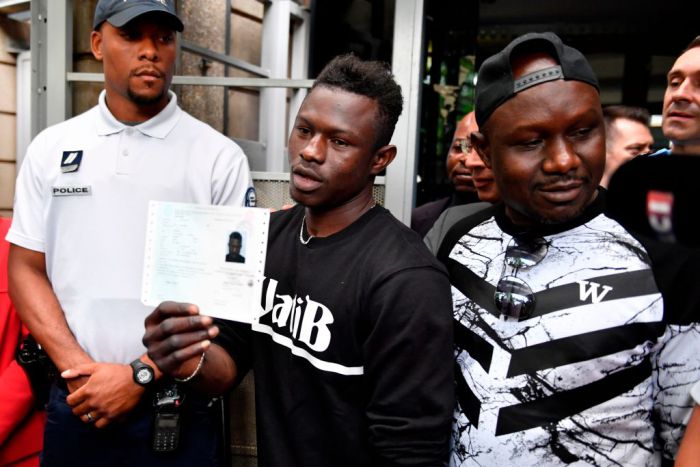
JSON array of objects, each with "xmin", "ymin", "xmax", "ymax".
[{"xmin": 106, "ymin": 5, "xmax": 184, "ymax": 32}]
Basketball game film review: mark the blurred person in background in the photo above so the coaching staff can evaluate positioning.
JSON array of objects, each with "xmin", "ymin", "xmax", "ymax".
[
  {"xmin": 599, "ymin": 105, "xmax": 653, "ymax": 187},
  {"xmin": 411, "ymin": 112, "xmax": 481, "ymax": 237},
  {"xmin": 659, "ymin": 35, "xmax": 700, "ymax": 155},
  {"xmin": 424, "ymin": 113, "xmax": 500, "ymax": 252}
]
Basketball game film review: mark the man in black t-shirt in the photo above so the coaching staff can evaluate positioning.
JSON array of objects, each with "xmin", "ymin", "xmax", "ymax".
[{"xmin": 142, "ymin": 55, "xmax": 454, "ymax": 467}]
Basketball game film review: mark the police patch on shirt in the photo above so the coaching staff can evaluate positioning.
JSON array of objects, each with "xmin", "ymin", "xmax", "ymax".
[
  {"xmin": 52, "ymin": 186, "xmax": 92, "ymax": 197},
  {"xmin": 245, "ymin": 187, "xmax": 257, "ymax": 207},
  {"xmin": 61, "ymin": 150, "xmax": 83, "ymax": 173}
]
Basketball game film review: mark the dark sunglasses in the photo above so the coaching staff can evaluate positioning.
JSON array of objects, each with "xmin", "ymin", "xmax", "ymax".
[{"xmin": 494, "ymin": 236, "xmax": 549, "ymax": 321}]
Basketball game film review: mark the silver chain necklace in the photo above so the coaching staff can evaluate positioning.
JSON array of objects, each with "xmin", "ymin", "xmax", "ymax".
[
  {"xmin": 299, "ymin": 203, "xmax": 377, "ymax": 245},
  {"xmin": 299, "ymin": 215, "xmax": 314, "ymax": 245}
]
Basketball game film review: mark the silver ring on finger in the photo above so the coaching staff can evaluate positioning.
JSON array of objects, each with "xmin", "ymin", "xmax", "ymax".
[{"xmin": 85, "ymin": 413, "xmax": 95, "ymax": 423}]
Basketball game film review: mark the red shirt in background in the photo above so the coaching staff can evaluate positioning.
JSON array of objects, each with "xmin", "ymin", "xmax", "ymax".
[{"xmin": 0, "ymin": 217, "xmax": 44, "ymax": 467}]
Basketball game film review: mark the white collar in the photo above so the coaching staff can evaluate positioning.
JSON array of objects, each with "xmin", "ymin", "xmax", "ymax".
[{"xmin": 95, "ymin": 89, "xmax": 181, "ymax": 139}]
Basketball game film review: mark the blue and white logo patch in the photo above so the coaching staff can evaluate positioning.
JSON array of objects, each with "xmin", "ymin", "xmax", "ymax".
[
  {"xmin": 245, "ymin": 187, "xmax": 257, "ymax": 207},
  {"xmin": 61, "ymin": 150, "xmax": 83, "ymax": 173}
]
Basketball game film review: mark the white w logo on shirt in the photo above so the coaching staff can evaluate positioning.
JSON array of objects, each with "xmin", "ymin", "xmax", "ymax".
[{"xmin": 577, "ymin": 280, "xmax": 613, "ymax": 304}]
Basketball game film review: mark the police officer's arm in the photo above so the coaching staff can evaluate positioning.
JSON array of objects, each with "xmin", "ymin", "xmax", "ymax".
[
  {"xmin": 8, "ymin": 244, "xmax": 93, "ymax": 389},
  {"xmin": 143, "ymin": 302, "xmax": 238, "ymax": 394},
  {"xmin": 10, "ymin": 244, "xmax": 152, "ymax": 428}
]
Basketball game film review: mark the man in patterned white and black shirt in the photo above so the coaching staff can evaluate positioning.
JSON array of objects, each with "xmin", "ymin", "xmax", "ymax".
[{"xmin": 430, "ymin": 32, "xmax": 700, "ymax": 466}]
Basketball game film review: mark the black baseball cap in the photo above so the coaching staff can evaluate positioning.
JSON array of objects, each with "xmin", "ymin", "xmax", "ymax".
[
  {"xmin": 475, "ymin": 32, "xmax": 599, "ymax": 127},
  {"xmin": 93, "ymin": 0, "xmax": 184, "ymax": 32}
]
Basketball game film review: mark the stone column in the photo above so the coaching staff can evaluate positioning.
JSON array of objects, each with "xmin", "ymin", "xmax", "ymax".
[
  {"xmin": 178, "ymin": 0, "xmax": 227, "ymax": 132},
  {"xmin": 72, "ymin": 0, "xmax": 101, "ymax": 116}
]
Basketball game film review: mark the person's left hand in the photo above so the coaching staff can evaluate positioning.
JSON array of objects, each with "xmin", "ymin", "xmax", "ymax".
[
  {"xmin": 62, "ymin": 362, "xmax": 144, "ymax": 429},
  {"xmin": 143, "ymin": 301, "xmax": 217, "ymax": 378}
]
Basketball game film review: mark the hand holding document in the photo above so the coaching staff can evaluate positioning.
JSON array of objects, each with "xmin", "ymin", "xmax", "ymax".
[{"xmin": 141, "ymin": 201, "xmax": 269, "ymax": 323}]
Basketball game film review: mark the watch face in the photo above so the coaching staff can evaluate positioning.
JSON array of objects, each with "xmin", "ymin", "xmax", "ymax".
[{"xmin": 136, "ymin": 367, "xmax": 153, "ymax": 384}]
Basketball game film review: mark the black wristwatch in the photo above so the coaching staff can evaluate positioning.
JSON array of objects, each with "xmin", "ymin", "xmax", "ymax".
[{"xmin": 130, "ymin": 359, "xmax": 155, "ymax": 387}]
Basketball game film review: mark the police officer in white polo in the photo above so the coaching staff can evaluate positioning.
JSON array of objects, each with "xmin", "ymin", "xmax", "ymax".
[{"xmin": 6, "ymin": 0, "xmax": 253, "ymax": 464}]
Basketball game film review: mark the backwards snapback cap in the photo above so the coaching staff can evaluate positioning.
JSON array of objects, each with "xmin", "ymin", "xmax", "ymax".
[
  {"xmin": 475, "ymin": 32, "xmax": 599, "ymax": 126},
  {"xmin": 93, "ymin": 0, "xmax": 184, "ymax": 32}
]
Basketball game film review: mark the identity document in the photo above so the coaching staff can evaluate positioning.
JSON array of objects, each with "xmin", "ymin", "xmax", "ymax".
[{"xmin": 141, "ymin": 201, "xmax": 269, "ymax": 323}]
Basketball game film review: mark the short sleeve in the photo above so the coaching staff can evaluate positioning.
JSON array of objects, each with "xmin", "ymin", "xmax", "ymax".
[
  {"xmin": 5, "ymin": 133, "xmax": 48, "ymax": 252},
  {"xmin": 211, "ymin": 142, "xmax": 253, "ymax": 208}
]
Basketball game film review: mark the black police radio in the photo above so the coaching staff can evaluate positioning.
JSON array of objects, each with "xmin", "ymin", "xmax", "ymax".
[{"xmin": 152, "ymin": 383, "xmax": 183, "ymax": 452}]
